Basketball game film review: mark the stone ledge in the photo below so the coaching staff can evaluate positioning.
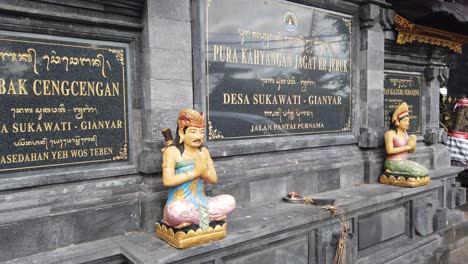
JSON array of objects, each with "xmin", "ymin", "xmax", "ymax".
[
  {"xmin": 0, "ymin": 165, "xmax": 139, "ymax": 191},
  {"xmin": 356, "ymin": 234, "xmax": 441, "ymax": 264},
  {"xmin": 4, "ymin": 180, "xmax": 454, "ymax": 264},
  {"xmin": 0, "ymin": 4, "xmax": 143, "ymax": 30},
  {"xmin": 431, "ymin": 166, "xmax": 465, "ymax": 179},
  {"xmin": 4, "ymin": 236, "xmax": 125, "ymax": 264}
]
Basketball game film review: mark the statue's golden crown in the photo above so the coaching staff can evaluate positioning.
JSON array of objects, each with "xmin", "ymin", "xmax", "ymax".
[
  {"xmin": 392, "ymin": 102, "xmax": 409, "ymax": 122},
  {"xmin": 177, "ymin": 109, "xmax": 205, "ymax": 131}
]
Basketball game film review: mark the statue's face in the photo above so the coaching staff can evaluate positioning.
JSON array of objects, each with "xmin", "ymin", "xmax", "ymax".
[
  {"xmin": 397, "ymin": 117, "xmax": 410, "ymax": 130},
  {"xmin": 182, "ymin": 126, "xmax": 204, "ymax": 148}
]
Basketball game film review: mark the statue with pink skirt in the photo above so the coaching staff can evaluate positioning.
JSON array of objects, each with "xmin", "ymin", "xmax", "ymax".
[{"xmin": 155, "ymin": 109, "xmax": 236, "ymax": 248}]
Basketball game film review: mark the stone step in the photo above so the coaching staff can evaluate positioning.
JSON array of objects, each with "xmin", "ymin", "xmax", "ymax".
[{"xmin": 4, "ymin": 180, "xmax": 460, "ymax": 264}]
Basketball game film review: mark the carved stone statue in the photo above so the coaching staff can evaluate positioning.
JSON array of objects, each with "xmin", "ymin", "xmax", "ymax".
[
  {"xmin": 446, "ymin": 96, "xmax": 468, "ymax": 168},
  {"xmin": 380, "ymin": 102, "xmax": 430, "ymax": 187},
  {"xmin": 155, "ymin": 109, "xmax": 236, "ymax": 249},
  {"xmin": 452, "ymin": 95, "xmax": 468, "ymax": 133}
]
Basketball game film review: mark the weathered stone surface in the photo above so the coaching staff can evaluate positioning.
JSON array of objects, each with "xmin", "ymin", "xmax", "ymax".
[
  {"xmin": 433, "ymin": 208, "xmax": 449, "ymax": 231},
  {"xmin": 318, "ymin": 220, "xmax": 356, "ymax": 264},
  {"xmin": 358, "ymin": 207, "xmax": 406, "ymax": 250},
  {"xmin": 448, "ymin": 182, "xmax": 461, "ymax": 209},
  {"xmin": 3, "ymin": 178, "xmax": 461, "ymax": 264},
  {"xmin": 250, "ymin": 177, "xmax": 286, "ymax": 204},
  {"xmin": 286, "ymin": 171, "xmax": 319, "ymax": 196},
  {"xmin": 363, "ymin": 155, "xmax": 385, "ymax": 184},
  {"xmin": 383, "ymin": 236, "xmax": 441, "ymax": 264},
  {"xmin": 340, "ymin": 163, "xmax": 365, "ymax": 188},
  {"xmin": 358, "ymin": 127, "xmax": 386, "ymax": 148},
  {"xmin": 415, "ymin": 201, "xmax": 438, "ymax": 236},
  {"xmin": 0, "ymin": 201, "xmax": 139, "ymax": 261},
  {"xmin": 456, "ymin": 187, "xmax": 466, "ymax": 206},
  {"xmin": 148, "ymin": 17, "xmax": 191, "ymax": 51},
  {"xmin": 150, "ymin": 49, "xmax": 192, "ymax": 81},
  {"xmin": 140, "ymin": 192, "xmax": 165, "ymax": 233},
  {"xmin": 224, "ymin": 235, "xmax": 308, "ymax": 264},
  {"xmin": 148, "ymin": 0, "xmax": 190, "ymax": 22},
  {"xmin": 318, "ymin": 169, "xmax": 340, "ymax": 193}
]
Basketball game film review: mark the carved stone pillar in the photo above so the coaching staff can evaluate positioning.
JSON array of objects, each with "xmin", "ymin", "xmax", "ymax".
[
  {"xmin": 358, "ymin": 3, "xmax": 388, "ymax": 148},
  {"xmin": 423, "ymin": 66, "xmax": 448, "ymax": 144},
  {"xmin": 138, "ymin": 0, "xmax": 193, "ymax": 232}
]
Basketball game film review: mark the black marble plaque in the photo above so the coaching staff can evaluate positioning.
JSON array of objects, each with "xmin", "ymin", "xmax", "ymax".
[
  {"xmin": 204, "ymin": 0, "xmax": 352, "ymax": 140},
  {"xmin": 384, "ymin": 72, "xmax": 422, "ymax": 134},
  {"xmin": 0, "ymin": 33, "xmax": 129, "ymax": 172}
]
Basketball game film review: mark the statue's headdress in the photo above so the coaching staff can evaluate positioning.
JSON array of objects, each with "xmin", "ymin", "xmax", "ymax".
[
  {"xmin": 392, "ymin": 102, "xmax": 409, "ymax": 122},
  {"xmin": 177, "ymin": 109, "xmax": 205, "ymax": 131}
]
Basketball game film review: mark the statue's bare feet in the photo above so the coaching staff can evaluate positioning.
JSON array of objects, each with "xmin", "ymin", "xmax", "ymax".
[
  {"xmin": 175, "ymin": 222, "xmax": 191, "ymax": 229},
  {"xmin": 214, "ymin": 215, "xmax": 226, "ymax": 221}
]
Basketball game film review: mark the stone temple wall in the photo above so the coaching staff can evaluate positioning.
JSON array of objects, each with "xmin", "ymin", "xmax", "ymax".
[{"xmin": 0, "ymin": 0, "xmax": 466, "ymax": 263}]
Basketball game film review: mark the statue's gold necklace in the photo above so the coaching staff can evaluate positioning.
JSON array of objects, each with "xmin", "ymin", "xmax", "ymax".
[{"xmin": 182, "ymin": 150, "xmax": 199, "ymax": 160}]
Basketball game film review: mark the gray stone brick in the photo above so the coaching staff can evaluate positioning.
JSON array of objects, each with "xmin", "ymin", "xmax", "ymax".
[
  {"xmin": 358, "ymin": 207, "xmax": 406, "ymax": 250},
  {"xmin": 318, "ymin": 169, "xmax": 340, "ymax": 193},
  {"xmin": 150, "ymin": 49, "xmax": 192, "ymax": 81},
  {"xmin": 433, "ymin": 208, "xmax": 449, "ymax": 231},
  {"xmin": 359, "ymin": 4, "xmax": 380, "ymax": 23},
  {"xmin": 140, "ymin": 192, "xmax": 165, "ymax": 233},
  {"xmin": 456, "ymin": 188, "xmax": 466, "ymax": 206},
  {"xmin": 250, "ymin": 178, "xmax": 286, "ymax": 204},
  {"xmin": 152, "ymin": 109, "xmax": 182, "ymax": 139},
  {"xmin": 148, "ymin": 0, "xmax": 191, "ymax": 22},
  {"xmin": 340, "ymin": 164, "xmax": 364, "ymax": 187},
  {"xmin": 150, "ymin": 79, "xmax": 193, "ymax": 110},
  {"xmin": 0, "ymin": 201, "xmax": 139, "ymax": 261},
  {"xmin": 148, "ymin": 17, "xmax": 192, "ymax": 51},
  {"xmin": 286, "ymin": 171, "xmax": 318, "ymax": 195},
  {"xmin": 224, "ymin": 235, "xmax": 308, "ymax": 264},
  {"xmin": 363, "ymin": 157, "xmax": 384, "ymax": 184},
  {"xmin": 210, "ymin": 182, "xmax": 250, "ymax": 208},
  {"xmin": 138, "ymin": 149, "xmax": 162, "ymax": 173},
  {"xmin": 447, "ymin": 183, "xmax": 460, "ymax": 209},
  {"xmin": 318, "ymin": 220, "xmax": 355, "ymax": 264},
  {"xmin": 414, "ymin": 201, "xmax": 438, "ymax": 236}
]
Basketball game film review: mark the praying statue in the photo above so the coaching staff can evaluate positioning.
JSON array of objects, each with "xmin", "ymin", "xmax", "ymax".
[
  {"xmin": 155, "ymin": 109, "xmax": 235, "ymax": 248},
  {"xmin": 380, "ymin": 102, "xmax": 430, "ymax": 187}
]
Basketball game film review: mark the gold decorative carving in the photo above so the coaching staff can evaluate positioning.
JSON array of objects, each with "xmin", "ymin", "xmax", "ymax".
[
  {"xmin": 155, "ymin": 222, "xmax": 227, "ymax": 249},
  {"xmin": 108, "ymin": 49, "xmax": 125, "ymax": 65},
  {"xmin": 341, "ymin": 117, "xmax": 351, "ymax": 132},
  {"xmin": 397, "ymin": 32, "xmax": 463, "ymax": 54},
  {"xmin": 208, "ymin": 120, "xmax": 224, "ymax": 140},
  {"xmin": 342, "ymin": 18, "xmax": 352, "ymax": 34},
  {"xmin": 380, "ymin": 174, "xmax": 430, "ymax": 188},
  {"xmin": 394, "ymin": 13, "xmax": 468, "ymax": 54},
  {"xmin": 112, "ymin": 143, "xmax": 128, "ymax": 160},
  {"xmin": 394, "ymin": 14, "xmax": 413, "ymax": 30}
]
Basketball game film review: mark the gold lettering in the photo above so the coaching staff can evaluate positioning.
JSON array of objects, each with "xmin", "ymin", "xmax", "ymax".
[
  {"xmin": 308, "ymin": 95, "xmax": 343, "ymax": 105},
  {"xmin": 80, "ymin": 120, "xmax": 123, "ymax": 130},
  {"xmin": 11, "ymin": 122, "xmax": 71, "ymax": 133},
  {"xmin": 0, "ymin": 152, "xmax": 49, "ymax": 164},
  {"xmin": 223, "ymin": 93, "xmax": 250, "ymax": 104},
  {"xmin": 90, "ymin": 147, "xmax": 113, "ymax": 156},
  {"xmin": 0, "ymin": 79, "xmax": 29, "ymax": 95},
  {"xmin": 32, "ymin": 80, "xmax": 119, "ymax": 96},
  {"xmin": 1, "ymin": 124, "xmax": 8, "ymax": 133}
]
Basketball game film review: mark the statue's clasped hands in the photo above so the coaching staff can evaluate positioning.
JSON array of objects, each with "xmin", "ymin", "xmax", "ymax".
[
  {"xmin": 192, "ymin": 151, "xmax": 209, "ymax": 178},
  {"xmin": 407, "ymin": 135, "xmax": 417, "ymax": 153}
]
